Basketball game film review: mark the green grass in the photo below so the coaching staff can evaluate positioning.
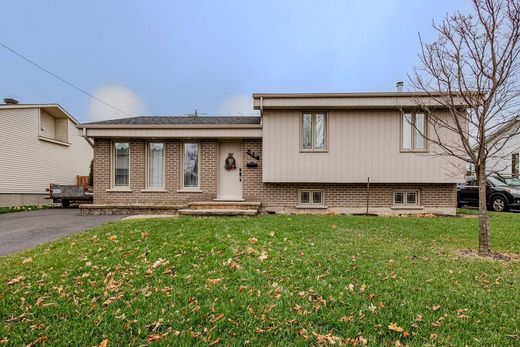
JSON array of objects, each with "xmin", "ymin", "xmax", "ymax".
[
  {"xmin": 0, "ymin": 205, "xmax": 54, "ymax": 214},
  {"xmin": 1, "ymin": 214, "xmax": 520, "ymax": 346}
]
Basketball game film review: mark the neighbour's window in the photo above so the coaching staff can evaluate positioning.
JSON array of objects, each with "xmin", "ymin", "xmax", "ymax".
[
  {"xmin": 301, "ymin": 112, "xmax": 327, "ymax": 151},
  {"xmin": 299, "ymin": 190, "xmax": 324, "ymax": 206},
  {"xmin": 147, "ymin": 143, "xmax": 164, "ymax": 189},
  {"xmin": 114, "ymin": 142, "xmax": 130, "ymax": 187},
  {"xmin": 513, "ymin": 153, "xmax": 519, "ymax": 178},
  {"xmin": 401, "ymin": 113, "xmax": 426, "ymax": 151},
  {"xmin": 183, "ymin": 143, "xmax": 199, "ymax": 188},
  {"xmin": 394, "ymin": 190, "xmax": 419, "ymax": 206}
]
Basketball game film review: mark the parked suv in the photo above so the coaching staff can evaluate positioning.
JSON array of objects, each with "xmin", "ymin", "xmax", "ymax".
[{"xmin": 457, "ymin": 176, "xmax": 520, "ymax": 212}]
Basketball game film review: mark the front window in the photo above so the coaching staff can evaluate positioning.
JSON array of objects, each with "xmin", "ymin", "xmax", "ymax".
[
  {"xmin": 302, "ymin": 112, "xmax": 327, "ymax": 151},
  {"xmin": 394, "ymin": 190, "xmax": 419, "ymax": 206},
  {"xmin": 402, "ymin": 113, "xmax": 426, "ymax": 151},
  {"xmin": 183, "ymin": 143, "xmax": 199, "ymax": 188},
  {"xmin": 114, "ymin": 142, "xmax": 129, "ymax": 187},
  {"xmin": 147, "ymin": 143, "xmax": 164, "ymax": 188}
]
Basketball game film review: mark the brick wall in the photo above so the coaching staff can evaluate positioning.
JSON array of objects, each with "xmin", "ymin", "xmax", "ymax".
[
  {"xmin": 93, "ymin": 138, "xmax": 456, "ymax": 214},
  {"xmin": 93, "ymin": 139, "xmax": 217, "ymax": 205}
]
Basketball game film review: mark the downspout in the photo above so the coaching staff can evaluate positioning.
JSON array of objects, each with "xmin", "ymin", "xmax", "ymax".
[{"xmin": 259, "ymin": 96, "xmax": 264, "ymax": 124}]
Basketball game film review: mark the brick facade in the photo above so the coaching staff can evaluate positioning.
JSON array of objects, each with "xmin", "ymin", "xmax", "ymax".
[{"xmin": 91, "ymin": 138, "xmax": 457, "ymax": 215}]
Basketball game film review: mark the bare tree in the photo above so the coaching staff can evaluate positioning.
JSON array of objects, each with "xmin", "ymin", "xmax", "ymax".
[{"xmin": 410, "ymin": 0, "xmax": 520, "ymax": 256}]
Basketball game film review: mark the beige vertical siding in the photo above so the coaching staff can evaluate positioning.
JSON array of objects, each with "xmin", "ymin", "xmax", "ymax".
[
  {"xmin": 0, "ymin": 108, "xmax": 93, "ymax": 194},
  {"xmin": 262, "ymin": 110, "xmax": 465, "ymax": 183}
]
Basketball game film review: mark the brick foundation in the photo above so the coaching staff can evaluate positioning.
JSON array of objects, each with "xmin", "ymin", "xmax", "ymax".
[{"xmin": 90, "ymin": 138, "xmax": 457, "ymax": 215}]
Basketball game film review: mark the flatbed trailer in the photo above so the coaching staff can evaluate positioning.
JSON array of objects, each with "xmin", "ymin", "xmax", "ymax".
[{"xmin": 46, "ymin": 183, "xmax": 93, "ymax": 208}]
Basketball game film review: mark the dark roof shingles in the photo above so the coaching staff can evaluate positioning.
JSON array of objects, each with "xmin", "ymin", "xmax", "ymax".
[{"xmin": 84, "ymin": 116, "xmax": 261, "ymax": 126}]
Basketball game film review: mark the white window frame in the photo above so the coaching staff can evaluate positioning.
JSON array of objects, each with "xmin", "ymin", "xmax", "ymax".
[
  {"xmin": 298, "ymin": 189, "xmax": 325, "ymax": 207},
  {"xmin": 401, "ymin": 112, "xmax": 427, "ymax": 152},
  {"xmin": 393, "ymin": 190, "xmax": 420, "ymax": 206},
  {"xmin": 181, "ymin": 142, "xmax": 200, "ymax": 190},
  {"xmin": 145, "ymin": 142, "xmax": 166, "ymax": 190},
  {"xmin": 111, "ymin": 141, "xmax": 131, "ymax": 189},
  {"xmin": 300, "ymin": 112, "xmax": 328, "ymax": 152}
]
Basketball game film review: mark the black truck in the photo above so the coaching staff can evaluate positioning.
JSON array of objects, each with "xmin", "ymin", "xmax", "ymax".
[{"xmin": 457, "ymin": 176, "xmax": 520, "ymax": 212}]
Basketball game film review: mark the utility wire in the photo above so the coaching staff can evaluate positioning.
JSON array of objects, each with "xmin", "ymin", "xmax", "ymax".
[{"xmin": 0, "ymin": 40, "xmax": 131, "ymax": 117}]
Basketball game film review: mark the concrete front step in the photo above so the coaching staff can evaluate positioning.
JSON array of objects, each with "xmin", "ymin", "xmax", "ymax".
[
  {"xmin": 178, "ymin": 209, "xmax": 259, "ymax": 216},
  {"xmin": 188, "ymin": 201, "xmax": 261, "ymax": 210}
]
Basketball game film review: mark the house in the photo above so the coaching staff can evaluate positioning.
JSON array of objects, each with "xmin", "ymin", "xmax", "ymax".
[
  {"xmin": 77, "ymin": 92, "xmax": 466, "ymax": 216},
  {"xmin": 481, "ymin": 117, "xmax": 520, "ymax": 177},
  {"xmin": 0, "ymin": 99, "xmax": 93, "ymax": 207}
]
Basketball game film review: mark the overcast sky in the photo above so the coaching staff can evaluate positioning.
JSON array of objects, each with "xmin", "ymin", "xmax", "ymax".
[{"xmin": 0, "ymin": 1, "xmax": 473, "ymax": 122}]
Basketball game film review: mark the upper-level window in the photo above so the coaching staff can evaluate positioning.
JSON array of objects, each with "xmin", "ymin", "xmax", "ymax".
[
  {"xmin": 513, "ymin": 153, "xmax": 519, "ymax": 178},
  {"xmin": 39, "ymin": 110, "xmax": 69, "ymax": 144},
  {"xmin": 113, "ymin": 142, "xmax": 130, "ymax": 187},
  {"xmin": 147, "ymin": 143, "xmax": 164, "ymax": 189},
  {"xmin": 182, "ymin": 143, "xmax": 199, "ymax": 189},
  {"xmin": 302, "ymin": 112, "xmax": 327, "ymax": 151},
  {"xmin": 401, "ymin": 113, "xmax": 426, "ymax": 151}
]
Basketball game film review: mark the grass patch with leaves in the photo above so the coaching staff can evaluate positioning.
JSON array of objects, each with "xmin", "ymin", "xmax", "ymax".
[
  {"xmin": 1, "ymin": 214, "xmax": 520, "ymax": 346},
  {"xmin": 0, "ymin": 205, "xmax": 55, "ymax": 215}
]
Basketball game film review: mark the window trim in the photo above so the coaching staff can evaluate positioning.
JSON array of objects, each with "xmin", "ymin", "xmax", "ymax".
[
  {"xmin": 393, "ymin": 190, "xmax": 420, "ymax": 207},
  {"xmin": 400, "ymin": 112, "xmax": 428, "ymax": 152},
  {"xmin": 145, "ymin": 142, "xmax": 166, "ymax": 190},
  {"xmin": 297, "ymin": 189, "xmax": 326, "ymax": 208},
  {"xmin": 111, "ymin": 141, "xmax": 131, "ymax": 190},
  {"xmin": 300, "ymin": 111, "xmax": 328, "ymax": 152},
  {"xmin": 180, "ymin": 141, "xmax": 200, "ymax": 191}
]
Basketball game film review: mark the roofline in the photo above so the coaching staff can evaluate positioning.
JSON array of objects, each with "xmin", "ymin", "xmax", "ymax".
[
  {"xmin": 77, "ymin": 123, "xmax": 262, "ymax": 129},
  {"xmin": 252, "ymin": 92, "xmax": 469, "ymax": 99},
  {"xmin": 0, "ymin": 103, "xmax": 80, "ymax": 125}
]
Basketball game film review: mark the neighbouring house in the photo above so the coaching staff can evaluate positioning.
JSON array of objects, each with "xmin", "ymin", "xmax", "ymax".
[
  {"xmin": 0, "ymin": 99, "xmax": 93, "ymax": 207},
  {"xmin": 77, "ymin": 92, "xmax": 466, "ymax": 216},
  {"xmin": 479, "ymin": 117, "xmax": 520, "ymax": 177}
]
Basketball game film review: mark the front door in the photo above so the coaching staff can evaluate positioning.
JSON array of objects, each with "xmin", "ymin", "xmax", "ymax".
[{"xmin": 218, "ymin": 142, "xmax": 243, "ymax": 200}]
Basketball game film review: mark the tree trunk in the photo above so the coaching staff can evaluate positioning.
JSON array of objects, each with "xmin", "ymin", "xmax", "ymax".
[{"xmin": 477, "ymin": 164, "xmax": 490, "ymax": 256}]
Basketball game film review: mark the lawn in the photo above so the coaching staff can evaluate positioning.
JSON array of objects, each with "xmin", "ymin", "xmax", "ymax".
[
  {"xmin": 1, "ymin": 213, "xmax": 520, "ymax": 346},
  {"xmin": 0, "ymin": 205, "xmax": 54, "ymax": 215}
]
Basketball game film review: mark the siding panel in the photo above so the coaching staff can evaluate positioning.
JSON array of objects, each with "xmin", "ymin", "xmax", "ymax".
[{"xmin": 262, "ymin": 110, "xmax": 464, "ymax": 183}]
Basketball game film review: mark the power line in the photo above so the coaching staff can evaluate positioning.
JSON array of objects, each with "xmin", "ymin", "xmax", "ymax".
[{"xmin": 0, "ymin": 40, "xmax": 131, "ymax": 117}]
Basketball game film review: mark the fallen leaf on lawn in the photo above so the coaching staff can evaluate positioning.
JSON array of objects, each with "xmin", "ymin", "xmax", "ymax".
[
  {"xmin": 147, "ymin": 335, "xmax": 162, "ymax": 342},
  {"xmin": 339, "ymin": 315, "xmax": 353, "ymax": 323},
  {"xmin": 108, "ymin": 235, "xmax": 117, "ymax": 242},
  {"xmin": 207, "ymin": 278, "xmax": 222, "ymax": 285},
  {"xmin": 99, "ymin": 339, "xmax": 109, "ymax": 347},
  {"xmin": 7, "ymin": 276, "xmax": 25, "ymax": 285},
  {"xmin": 248, "ymin": 237, "xmax": 258, "ymax": 244},
  {"xmin": 456, "ymin": 314, "xmax": 469, "ymax": 319},
  {"xmin": 208, "ymin": 338, "xmax": 221, "ymax": 346},
  {"xmin": 153, "ymin": 258, "xmax": 168, "ymax": 269},
  {"xmin": 245, "ymin": 247, "xmax": 257, "ymax": 255},
  {"xmin": 432, "ymin": 305, "xmax": 441, "ymax": 311},
  {"xmin": 141, "ymin": 231, "xmax": 150, "ymax": 239},
  {"xmin": 26, "ymin": 335, "xmax": 48, "ymax": 347},
  {"xmin": 388, "ymin": 323, "xmax": 404, "ymax": 333},
  {"xmin": 22, "ymin": 258, "xmax": 33, "ymax": 264},
  {"xmin": 348, "ymin": 283, "xmax": 355, "ymax": 292},
  {"xmin": 415, "ymin": 314, "xmax": 423, "ymax": 322},
  {"xmin": 258, "ymin": 250, "xmax": 268, "ymax": 261}
]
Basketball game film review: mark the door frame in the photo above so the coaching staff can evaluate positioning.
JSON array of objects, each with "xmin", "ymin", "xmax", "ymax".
[{"xmin": 216, "ymin": 141, "xmax": 244, "ymax": 201}]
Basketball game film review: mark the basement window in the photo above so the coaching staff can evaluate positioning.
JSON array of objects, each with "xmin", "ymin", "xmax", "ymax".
[
  {"xmin": 39, "ymin": 110, "xmax": 69, "ymax": 145},
  {"xmin": 298, "ymin": 189, "xmax": 324, "ymax": 207},
  {"xmin": 394, "ymin": 190, "xmax": 419, "ymax": 206}
]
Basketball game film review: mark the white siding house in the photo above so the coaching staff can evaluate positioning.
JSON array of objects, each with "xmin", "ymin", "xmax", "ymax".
[
  {"xmin": 485, "ymin": 118, "xmax": 520, "ymax": 177},
  {"xmin": 0, "ymin": 103, "xmax": 93, "ymax": 207}
]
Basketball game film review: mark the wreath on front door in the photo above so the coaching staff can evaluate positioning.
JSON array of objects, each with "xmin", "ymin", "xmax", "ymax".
[{"xmin": 225, "ymin": 153, "xmax": 236, "ymax": 170}]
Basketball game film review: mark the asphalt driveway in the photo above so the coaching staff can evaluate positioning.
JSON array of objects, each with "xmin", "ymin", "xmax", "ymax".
[{"xmin": 0, "ymin": 209, "xmax": 122, "ymax": 256}]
